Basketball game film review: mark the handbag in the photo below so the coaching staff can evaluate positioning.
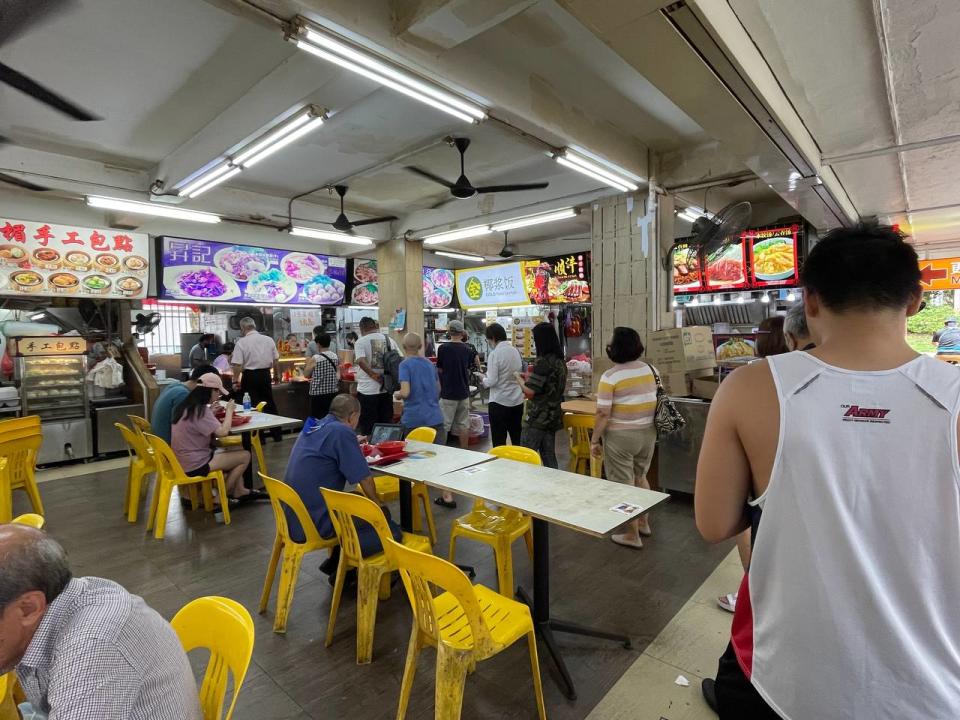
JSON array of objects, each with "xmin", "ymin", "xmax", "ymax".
[{"xmin": 649, "ymin": 364, "xmax": 686, "ymax": 436}]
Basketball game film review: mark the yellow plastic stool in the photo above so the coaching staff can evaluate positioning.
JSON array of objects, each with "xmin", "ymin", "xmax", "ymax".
[
  {"xmin": 321, "ymin": 488, "xmax": 432, "ymax": 664},
  {"xmin": 448, "ymin": 445, "xmax": 537, "ymax": 597},
  {"xmin": 144, "ymin": 434, "xmax": 230, "ymax": 539},
  {"xmin": 563, "ymin": 413, "xmax": 594, "ymax": 475},
  {"xmin": 0, "ymin": 672, "xmax": 18, "ymax": 720},
  {"xmin": 258, "ymin": 473, "xmax": 338, "ymax": 634},
  {"xmin": 116, "ymin": 423, "xmax": 157, "ymax": 523},
  {"xmin": 172, "ymin": 596, "xmax": 254, "ymax": 720},
  {"xmin": 218, "ymin": 402, "xmax": 267, "ymax": 481},
  {"xmin": 384, "ymin": 538, "xmax": 547, "ymax": 720},
  {"xmin": 373, "ymin": 426, "xmax": 438, "ymax": 543},
  {"xmin": 12, "ymin": 513, "xmax": 44, "ymax": 528},
  {"xmin": 0, "ymin": 433, "xmax": 43, "ymax": 523}
]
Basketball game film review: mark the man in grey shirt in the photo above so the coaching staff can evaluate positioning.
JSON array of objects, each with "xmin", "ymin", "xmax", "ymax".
[
  {"xmin": 188, "ymin": 334, "xmax": 215, "ymax": 369},
  {"xmin": 0, "ymin": 525, "xmax": 201, "ymax": 719}
]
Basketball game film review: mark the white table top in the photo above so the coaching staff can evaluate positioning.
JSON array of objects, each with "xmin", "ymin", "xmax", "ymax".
[
  {"xmin": 429, "ymin": 457, "xmax": 670, "ymax": 537},
  {"xmin": 374, "ymin": 440, "xmax": 494, "ymax": 481},
  {"xmin": 228, "ymin": 411, "xmax": 302, "ymax": 435}
]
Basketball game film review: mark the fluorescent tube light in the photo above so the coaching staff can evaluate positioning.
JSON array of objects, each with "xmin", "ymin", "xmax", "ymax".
[
  {"xmin": 86, "ymin": 196, "xmax": 221, "ymax": 223},
  {"xmin": 678, "ymin": 210, "xmax": 700, "ymax": 223},
  {"xmin": 348, "ymin": 305, "xmax": 379, "ymax": 311},
  {"xmin": 422, "ymin": 225, "xmax": 492, "ymax": 245},
  {"xmin": 555, "ymin": 148, "xmax": 640, "ymax": 192},
  {"xmin": 173, "ymin": 105, "xmax": 325, "ymax": 198},
  {"xmin": 294, "ymin": 26, "xmax": 485, "ymax": 124},
  {"xmin": 491, "ymin": 208, "xmax": 578, "ymax": 232},
  {"xmin": 289, "ymin": 226, "xmax": 373, "ymax": 245},
  {"xmin": 30, "ymin": 312, "xmax": 45, "ymax": 320},
  {"xmin": 434, "ymin": 251, "xmax": 484, "ymax": 262}
]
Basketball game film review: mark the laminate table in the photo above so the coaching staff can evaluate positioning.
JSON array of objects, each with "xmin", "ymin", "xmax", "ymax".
[
  {"xmin": 228, "ymin": 411, "xmax": 302, "ymax": 487},
  {"xmin": 390, "ymin": 448, "xmax": 670, "ymax": 700}
]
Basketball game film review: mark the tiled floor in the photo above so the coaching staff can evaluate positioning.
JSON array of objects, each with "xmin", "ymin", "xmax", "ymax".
[{"xmin": 16, "ymin": 432, "xmax": 734, "ymax": 719}]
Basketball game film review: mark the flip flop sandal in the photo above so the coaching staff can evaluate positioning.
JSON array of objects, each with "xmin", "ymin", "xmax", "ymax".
[
  {"xmin": 434, "ymin": 497, "xmax": 457, "ymax": 509},
  {"xmin": 717, "ymin": 593, "xmax": 738, "ymax": 613},
  {"xmin": 638, "ymin": 526, "xmax": 653, "ymax": 537},
  {"xmin": 611, "ymin": 533, "xmax": 643, "ymax": 549}
]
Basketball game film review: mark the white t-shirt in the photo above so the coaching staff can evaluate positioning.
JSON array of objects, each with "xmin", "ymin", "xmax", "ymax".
[{"xmin": 353, "ymin": 332, "xmax": 396, "ymax": 395}]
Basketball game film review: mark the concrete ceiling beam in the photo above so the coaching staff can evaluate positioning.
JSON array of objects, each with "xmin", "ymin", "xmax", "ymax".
[{"xmin": 392, "ymin": 0, "xmax": 539, "ymax": 50}]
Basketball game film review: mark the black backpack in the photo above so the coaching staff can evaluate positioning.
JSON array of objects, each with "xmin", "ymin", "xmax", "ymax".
[{"xmin": 380, "ymin": 339, "xmax": 402, "ymax": 393}]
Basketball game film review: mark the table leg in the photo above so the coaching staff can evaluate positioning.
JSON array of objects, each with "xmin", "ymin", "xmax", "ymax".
[
  {"xmin": 399, "ymin": 478, "xmax": 413, "ymax": 533},
  {"xmin": 241, "ymin": 432, "xmax": 253, "ymax": 489},
  {"xmin": 517, "ymin": 518, "xmax": 632, "ymax": 702}
]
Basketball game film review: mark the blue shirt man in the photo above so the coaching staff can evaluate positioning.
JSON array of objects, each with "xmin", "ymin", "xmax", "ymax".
[
  {"xmin": 398, "ymin": 347, "xmax": 443, "ymax": 432},
  {"xmin": 282, "ymin": 395, "xmax": 401, "ymax": 555},
  {"xmin": 933, "ymin": 318, "xmax": 960, "ymax": 354},
  {"xmin": 149, "ymin": 365, "xmax": 218, "ymax": 444}
]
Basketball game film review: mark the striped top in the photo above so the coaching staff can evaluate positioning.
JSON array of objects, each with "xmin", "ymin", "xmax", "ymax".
[{"xmin": 596, "ymin": 360, "xmax": 657, "ymax": 429}]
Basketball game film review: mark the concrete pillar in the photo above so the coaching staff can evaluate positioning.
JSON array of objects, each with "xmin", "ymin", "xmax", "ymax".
[
  {"xmin": 590, "ymin": 191, "xmax": 659, "ymax": 379},
  {"xmin": 376, "ymin": 236, "xmax": 424, "ymax": 341}
]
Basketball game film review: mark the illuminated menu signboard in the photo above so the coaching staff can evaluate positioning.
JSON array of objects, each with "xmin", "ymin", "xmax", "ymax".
[
  {"xmin": 671, "ymin": 241, "xmax": 703, "ymax": 293},
  {"xmin": 423, "ymin": 267, "xmax": 455, "ymax": 308},
  {"xmin": 523, "ymin": 252, "xmax": 591, "ymax": 304},
  {"xmin": 747, "ymin": 224, "xmax": 800, "ymax": 288},
  {"xmin": 704, "ymin": 237, "xmax": 749, "ymax": 291}
]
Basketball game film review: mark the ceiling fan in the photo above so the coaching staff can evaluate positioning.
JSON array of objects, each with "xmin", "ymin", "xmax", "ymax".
[
  {"xmin": 481, "ymin": 231, "xmax": 535, "ymax": 262},
  {"xmin": 0, "ymin": 0, "xmax": 101, "ymax": 122},
  {"xmin": 405, "ymin": 137, "xmax": 549, "ymax": 201},
  {"xmin": 322, "ymin": 185, "xmax": 396, "ymax": 233}
]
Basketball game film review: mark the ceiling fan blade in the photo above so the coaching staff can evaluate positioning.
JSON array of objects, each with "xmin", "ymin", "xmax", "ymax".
[
  {"xmin": 404, "ymin": 166, "xmax": 455, "ymax": 189},
  {"xmin": 0, "ymin": 62, "xmax": 101, "ymax": 121},
  {"xmin": 349, "ymin": 215, "xmax": 398, "ymax": 227},
  {"xmin": 0, "ymin": 0, "xmax": 78, "ymax": 46},
  {"xmin": 474, "ymin": 182, "xmax": 549, "ymax": 193},
  {"xmin": 0, "ymin": 172, "xmax": 50, "ymax": 192}
]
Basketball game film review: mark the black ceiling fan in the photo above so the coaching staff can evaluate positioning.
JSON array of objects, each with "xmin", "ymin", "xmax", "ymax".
[
  {"xmin": 323, "ymin": 185, "xmax": 396, "ymax": 233},
  {"xmin": 482, "ymin": 231, "xmax": 535, "ymax": 262},
  {"xmin": 405, "ymin": 137, "xmax": 549, "ymax": 200},
  {"xmin": 0, "ymin": 0, "xmax": 102, "ymax": 122}
]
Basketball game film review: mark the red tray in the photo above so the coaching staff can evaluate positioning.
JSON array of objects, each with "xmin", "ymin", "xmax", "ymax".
[{"xmin": 368, "ymin": 451, "xmax": 409, "ymax": 466}]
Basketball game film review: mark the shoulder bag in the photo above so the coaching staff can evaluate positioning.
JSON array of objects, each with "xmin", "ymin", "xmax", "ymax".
[{"xmin": 649, "ymin": 364, "xmax": 686, "ymax": 436}]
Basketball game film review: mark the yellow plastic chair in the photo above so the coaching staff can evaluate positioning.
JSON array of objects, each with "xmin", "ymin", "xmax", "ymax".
[
  {"xmin": 373, "ymin": 426, "xmax": 438, "ymax": 543},
  {"xmin": 172, "ymin": 596, "xmax": 254, "ymax": 720},
  {"xmin": 0, "ymin": 433, "xmax": 43, "ymax": 523},
  {"xmin": 563, "ymin": 413, "xmax": 594, "ymax": 475},
  {"xmin": 0, "ymin": 672, "xmax": 18, "ymax": 720},
  {"xmin": 144, "ymin": 434, "xmax": 230, "ymax": 539},
  {"xmin": 218, "ymin": 402, "xmax": 267, "ymax": 480},
  {"xmin": 321, "ymin": 488, "xmax": 432, "ymax": 664},
  {"xmin": 128, "ymin": 414, "xmax": 152, "ymax": 436},
  {"xmin": 12, "ymin": 513, "xmax": 44, "ymax": 528},
  {"xmin": 116, "ymin": 423, "xmax": 157, "ymax": 523},
  {"xmin": 448, "ymin": 445, "xmax": 537, "ymax": 597},
  {"xmin": 258, "ymin": 473, "xmax": 339, "ymax": 634},
  {"xmin": 385, "ymin": 538, "xmax": 547, "ymax": 720}
]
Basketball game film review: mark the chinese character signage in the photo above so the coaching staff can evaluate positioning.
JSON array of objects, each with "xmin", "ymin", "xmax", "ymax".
[
  {"xmin": 157, "ymin": 236, "xmax": 347, "ymax": 305},
  {"xmin": 423, "ymin": 267, "xmax": 455, "ymax": 309},
  {"xmin": 0, "ymin": 217, "xmax": 148, "ymax": 300},
  {"xmin": 347, "ymin": 259, "xmax": 378, "ymax": 306},
  {"xmin": 455, "ymin": 262, "xmax": 530, "ymax": 309},
  {"xmin": 747, "ymin": 225, "xmax": 799, "ymax": 288},
  {"xmin": 917, "ymin": 257, "xmax": 960, "ymax": 290},
  {"xmin": 16, "ymin": 336, "xmax": 87, "ymax": 356},
  {"xmin": 523, "ymin": 252, "xmax": 591, "ymax": 304}
]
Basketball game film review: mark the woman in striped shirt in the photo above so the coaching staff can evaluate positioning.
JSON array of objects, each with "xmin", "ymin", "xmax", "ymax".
[{"xmin": 591, "ymin": 326, "xmax": 658, "ymax": 548}]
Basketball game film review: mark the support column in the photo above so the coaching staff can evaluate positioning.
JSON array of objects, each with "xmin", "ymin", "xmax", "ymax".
[
  {"xmin": 591, "ymin": 193, "xmax": 657, "ymax": 379},
  {"xmin": 376, "ymin": 237, "xmax": 424, "ymax": 341}
]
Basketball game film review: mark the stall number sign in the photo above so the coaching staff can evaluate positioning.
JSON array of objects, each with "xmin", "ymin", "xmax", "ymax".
[
  {"xmin": 0, "ymin": 217, "xmax": 149, "ymax": 300},
  {"xmin": 919, "ymin": 258, "xmax": 960, "ymax": 290},
  {"xmin": 455, "ymin": 262, "xmax": 530, "ymax": 308},
  {"xmin": 17, "ymin": 337, "xmax": 87, "ymax": 356}
]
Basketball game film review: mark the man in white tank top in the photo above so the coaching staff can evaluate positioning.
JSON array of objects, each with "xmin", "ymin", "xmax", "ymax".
[{"xmin": 696, "ymin": 223, "xmax": 960, "ymax": 719}]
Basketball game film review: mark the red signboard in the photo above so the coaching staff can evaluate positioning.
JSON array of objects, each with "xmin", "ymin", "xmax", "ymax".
[
  {"xmin": 703, "ymin": 238, "xmax": 749, "ymax": 291},
  {"xmin": 747, "ymin": 224, "xmax": 800, "ymax": 288}
]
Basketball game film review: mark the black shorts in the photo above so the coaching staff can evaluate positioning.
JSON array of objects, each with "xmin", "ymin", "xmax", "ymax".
[{"xmin": 185, "ymin": 451, "xmax": 214, "ymax": 478}]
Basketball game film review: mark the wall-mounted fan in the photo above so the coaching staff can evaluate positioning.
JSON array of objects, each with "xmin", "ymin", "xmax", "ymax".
[
  {"xmin": 133, "ymin": 312, "xmax": 161, "ymax": 335},
  {"xmin": 405, "ymin": 137, "xmax": 549, "ymax": 200},
  {"xmin": 663, "ymin": 201, "xmax": 752, "ymax": 270}
]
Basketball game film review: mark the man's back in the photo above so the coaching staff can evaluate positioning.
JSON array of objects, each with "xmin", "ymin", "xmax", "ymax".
[
  {"xmin": 720, "ymin": 352, "xmax": 960, "ymax": 718},
  {"xmin": 16, "ymin": 577, "xmax": 200, "ymax": 720},
  {"xmin": 150, "ymin": 383, "xmax": 189, "ymax": 444},
  {"xmin": 436, "ymin": 342, "xmax": 472, "ymax": 400}
]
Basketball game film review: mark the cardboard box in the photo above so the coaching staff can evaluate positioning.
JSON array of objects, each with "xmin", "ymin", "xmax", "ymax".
[
  {"xmin": 659, "ymin": 371, "xmax": 690, "ymax": 397},
  {"xmin": 690, "ymin": 377, "xmax": 720, "ymax": 400},
  {"xmin": 647, "ymin": 327, "xmax": 716, "ymax": 373}
]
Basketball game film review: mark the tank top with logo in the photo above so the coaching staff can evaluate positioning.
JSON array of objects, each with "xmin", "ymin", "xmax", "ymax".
[{"xmin": 732, "ymin": 352, "xmax": 960, "ymax": 718}]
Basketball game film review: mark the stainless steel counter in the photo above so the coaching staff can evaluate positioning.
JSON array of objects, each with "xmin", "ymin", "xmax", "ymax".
[{"xmin": 656, "ymin": 397, "xmax": 710, "ymax": 494}]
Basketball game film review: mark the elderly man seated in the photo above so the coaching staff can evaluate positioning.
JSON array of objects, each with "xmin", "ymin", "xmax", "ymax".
[
  {"xmin": 282, "ymin": 393, "xmax": 402, "ymax": 584},
  {"xmin": 0, "ymin": 525, "xmax": 200, "ymax": 719}
]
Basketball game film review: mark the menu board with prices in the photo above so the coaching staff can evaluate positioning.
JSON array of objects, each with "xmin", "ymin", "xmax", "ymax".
[
  {"xmin": 747, "ymin": 225, "xmax": 800, "ymax": 288},
  {"xmin": 0, "ymin": 217, "xmax": 148, "ymax": 300},
  {"xmin": 422, "ymin": 266, "xmax": 455, "ymax": 309},
  {"xmin": 523, "ymin": 252, "xmax": 591, "ymax": 304},
  {"xmin": 704, "ymin": 239, "xmax": 749, "ymax": 291},
  {"xmin": 671, "ymin": 241, "xmax": 703, "ymax": 293},
  {"xmin": 158, "ymin": 237, "xmax": 347, "ymax": 305},
  {"xmin": 347, "ymin": 259, "xmax": 379, "ymax": 306}
]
